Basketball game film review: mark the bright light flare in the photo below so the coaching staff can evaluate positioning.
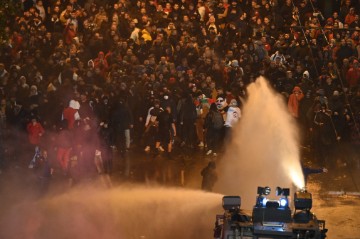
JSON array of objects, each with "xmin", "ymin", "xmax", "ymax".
[
  {"xmin": 280, "ymin": 198, "xmax": 288, "ymax": 207},
  {"xmin": 289, "ymin": 169, "xmax": 305, "ymax": 189},
  {"xmin": 261, "ymin": 198, "xmax": 268, "ymax": 207},
  {"xmin": 281, "ymin": 154, "xmax": 305, "ymax": 190}
]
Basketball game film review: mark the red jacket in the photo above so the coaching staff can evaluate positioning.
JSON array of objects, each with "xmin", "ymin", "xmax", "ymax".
[
  {"xmin": 288, "ymin": 86, "xmax": 304, "ymax": 118},
  {"xmin": 346, "ymin": 67, "xmax": 360, "ymax": 88},
  {"xmin": 93, "ymin": 51, "xmax": 109, "ymax": 76},
  {"xmin": 63, "ymin": 107, "xmax": 78, "ymax": 129},
  {"xmin": 64, "ymin": 25, "xmax": 76, "ymax": 45},
  {"xmin": 27, "ymin": 122, "xmax": 45, "ymax": 145},
  {"xmin": 345, "ymin": 13, "xmax": 356, "ymax": 25}
]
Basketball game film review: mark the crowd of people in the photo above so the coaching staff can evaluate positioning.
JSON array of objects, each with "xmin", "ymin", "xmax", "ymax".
[{"xmin": 0, "ymin": 0, "xmax": 359, "ymax": 189}]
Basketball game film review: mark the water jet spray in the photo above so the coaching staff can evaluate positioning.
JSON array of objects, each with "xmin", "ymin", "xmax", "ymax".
[{"xmin": 215, "ymin": 77, "xmax": 305, "ymax": 208}]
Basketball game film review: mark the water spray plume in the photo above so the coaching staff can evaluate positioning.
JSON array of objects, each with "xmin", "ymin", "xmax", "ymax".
[
  {"xmin": 290, "ymin": 168, "xmax": 305, "ymax": 189},
  {"xmin": 0, "ymin": 185, "xmax": 223, "ymax": 239},
  {"xmin": 215, "ymin": 77, "xmax": 304, "ymax": 207}
]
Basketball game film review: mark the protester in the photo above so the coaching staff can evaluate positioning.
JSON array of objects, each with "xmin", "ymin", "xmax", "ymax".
[
  {"xmin": 204, "ymin": 103, "xmax": 224, "ymax": 157},
  {"xmin": 301, "ymin": 163, "xmax": 328, "ymax": 186},
  {"xmin": 35, "ymin": 149, "xmax": 54, "ymax": 194},
  {"xmin": 56, "ymin": 120, "xmax": 73, "ymax": 175},
  {"xmin": 201, "ymin": 161, "xmax": 218, "ymax": 192},
  {"xmin": 157, "ymin": 105, "xmax": 176, "ymax": 158},
  {"xmin": 288, "ymin": 86, "xmax": 304, "ymax": 119},
  {"xmin": 26, "ymin": 116, "xmax": 45, "ymax": 149}
]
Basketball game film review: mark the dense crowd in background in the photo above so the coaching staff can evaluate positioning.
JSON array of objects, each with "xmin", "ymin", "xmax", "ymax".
[{"xmin": 0, "ymin": 0, "xmax": 359, "ymax": 188}]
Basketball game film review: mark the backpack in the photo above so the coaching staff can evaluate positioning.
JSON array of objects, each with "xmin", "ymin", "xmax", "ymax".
[{"xmin": 212, "ymin": 111, "xmax": 224, "ymax": 129}]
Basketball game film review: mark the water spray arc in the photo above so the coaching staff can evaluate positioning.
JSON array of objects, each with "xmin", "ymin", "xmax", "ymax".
[
  {"xmin": 215, "ymin": 77, "xmax": 305, "ymax": 208},
  {"xmin": 0, "ymin": 186, "xmax": 223, "ymax": 239}
]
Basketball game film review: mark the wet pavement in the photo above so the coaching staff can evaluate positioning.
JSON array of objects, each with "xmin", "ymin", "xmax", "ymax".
[
  {"xmin": 304, "ymin": 157, "xmax": 360, "ymax": 239},
  {"xmin": 112, "ymin": 145, "xmax": 214, "ymax": 190},
  {"xmin": 0, "ymin": 143, "xmax": 215, "ymax": 199}
]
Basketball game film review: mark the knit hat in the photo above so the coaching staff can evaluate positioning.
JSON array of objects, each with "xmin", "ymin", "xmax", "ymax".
[
  {"xmin": 231, "ymin": 60, "xmax": 239, "ymax": 67},
  {"xmin": 69, "ymin": 100, "xmax": 80, "ymax": 110},
  {"xmin": 303, "ymin": 71, "xmax": 310, "ymax": 78},
  {"xmin": 30, "ymin": 85, "xmax": 37, "ymax": 91}
]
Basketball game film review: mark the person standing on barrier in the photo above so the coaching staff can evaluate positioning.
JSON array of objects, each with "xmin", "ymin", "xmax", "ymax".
[
  {"xmin": 179, "ymin": 93, "xmax": 197, "ymax": 149},
  {"xmin": 144, "ymin": 99, "xmax": 163, "ymax": 153},
  {"xmin": 204, "ymin": 103, "xmax": 224, "ymax": 157},
  {"xmin": 111, "ymin": 97, "xmax": 133, "ymax": 156},
  {"xmin": 157, "ymin": 105, "xmax": 176, "ymax": 159}
]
